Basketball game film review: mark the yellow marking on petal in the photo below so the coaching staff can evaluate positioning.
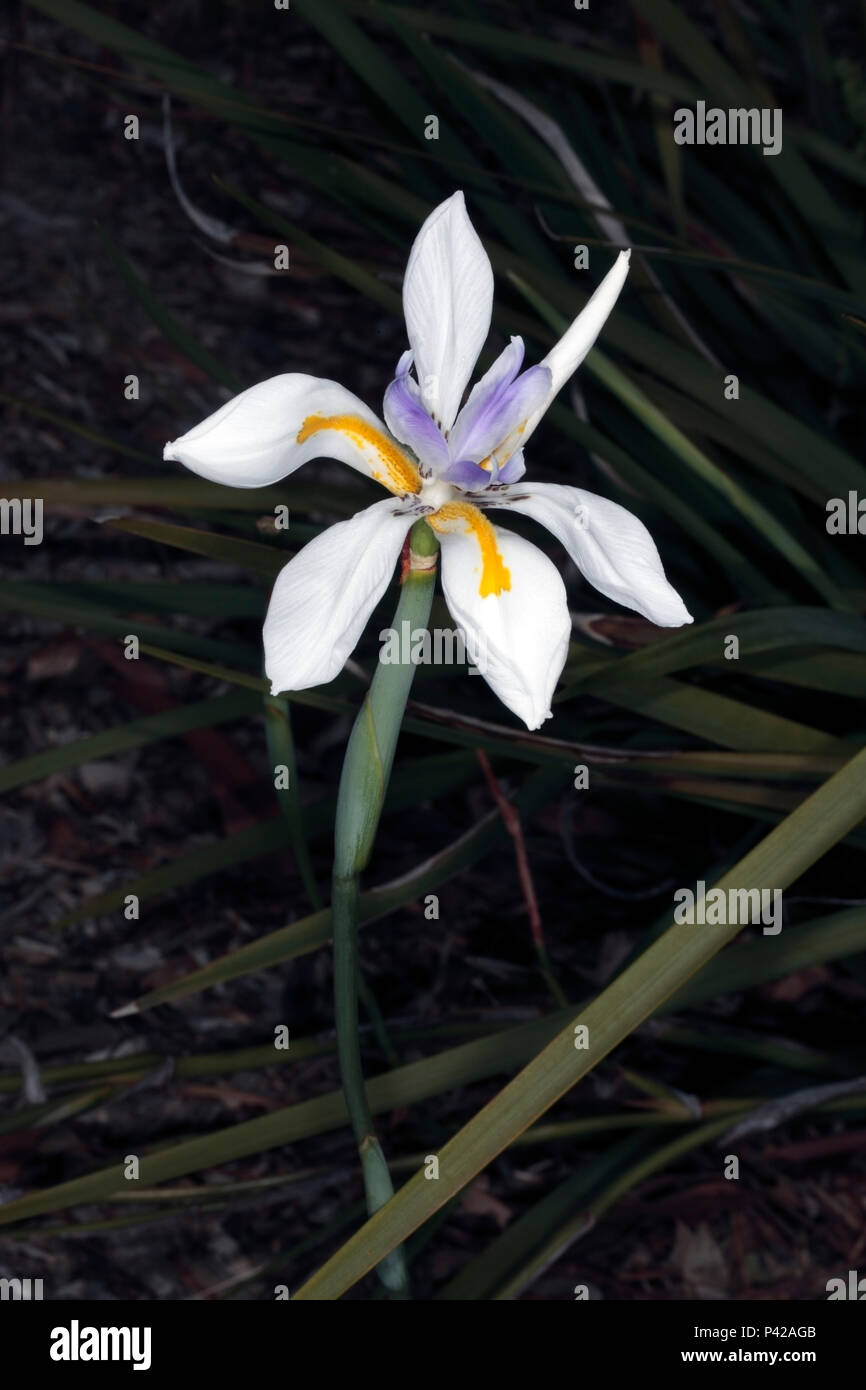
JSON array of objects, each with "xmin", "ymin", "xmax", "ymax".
[
  {"xmin": 429, "ymin": 501, "xmax": 511, "ymax": 598},
  {"xmin": 297, "ymin": 413, "xmax": 421, "ymax": 495}
]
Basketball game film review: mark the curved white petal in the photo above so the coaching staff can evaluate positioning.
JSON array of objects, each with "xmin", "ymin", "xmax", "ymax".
[
  {"xmin": 402, "ymin": 191, "xmax": 494, "ymax": 432},
  {"xmin": 520, "ymin": 251, "xmax": 631, "ymax": 447},
  {"xmin": 434, "ymin": 510, "xmax": 571, "ymax": 729},
  {"xmin": 488, "ymin": 482, "xmax": 692, "ymax": 627},
  {"xmin": 263, "ymin": 499, "xmax": 415, "ymax": 692},
  {"xmin": 164, "ymin": 375, "xmax": 421, "ymax": 496}
]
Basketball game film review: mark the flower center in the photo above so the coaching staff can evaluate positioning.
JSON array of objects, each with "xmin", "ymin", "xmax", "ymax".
[{"xmin": 419, "ymin": 477, "xmax": 457, "ymax": 511}]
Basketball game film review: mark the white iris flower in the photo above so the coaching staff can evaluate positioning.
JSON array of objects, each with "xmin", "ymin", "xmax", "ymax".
[{"xmin": 165, "ymin": 191, "xmax": 691, "ymax": 730}]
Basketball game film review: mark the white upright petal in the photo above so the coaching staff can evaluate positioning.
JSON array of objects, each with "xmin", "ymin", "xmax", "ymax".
[
  {"xmin": 488, "ymin": 482, "xmax": 692, "ymax": 627},
  {"xmin": 164, "ymin": 375, "xmax": 421, "ymax": 496},
  {"xmin": 433, "ymin": 508, "xmax": 571, "ymax": 729},
  {"xmin": 264, "ymin": 498, "xmax": 414, "ymax": 692},
  {"xmin": 520, "ymin": 251, "xmax": 631, "ymax": 447},
  {"xmin": 402, "ymin": 191, "xmax": 494, "ymax": 432}
]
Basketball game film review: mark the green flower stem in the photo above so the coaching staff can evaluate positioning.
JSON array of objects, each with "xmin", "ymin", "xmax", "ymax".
[
  {"xmin": 265, "ymin": 671, "xmax": 397, "ymax": 1062},
  {"xmin": 332, "ymin": 518, "xmax": 438, "ymax": 1297}
]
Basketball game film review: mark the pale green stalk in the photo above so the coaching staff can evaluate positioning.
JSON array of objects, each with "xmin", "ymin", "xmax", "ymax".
[{"xmin": 332, "ymin": 518, "xmax": 438, "ymax": 1297}]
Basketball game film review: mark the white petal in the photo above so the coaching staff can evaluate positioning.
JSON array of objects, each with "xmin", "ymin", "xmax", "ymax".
[
  {"xmin": 264, "ymin": 499, "xmax": 414, "ymax": 692},
  {"xmin": 520, "ymin": 251, "xmax": 631, "ymax": 447},
  {"xmin": 164, "ymin": 375, "xmax": 421, "ymax": 496},
  {"xmin": 402, "ymin": 191, "xmax": 494, "ymax": 432},
  {"xmin": 436, "ymin": 515, "xmax": 571, "ymax": 729},
  {"xmin": 489, "ymin": 482, "xmax": 692, "ymax": 627}
]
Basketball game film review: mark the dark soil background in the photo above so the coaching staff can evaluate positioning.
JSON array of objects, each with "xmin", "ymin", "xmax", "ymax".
[{"xmin": 0, "ymin": 1, "xmax": 864, "ymax": 1300}]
